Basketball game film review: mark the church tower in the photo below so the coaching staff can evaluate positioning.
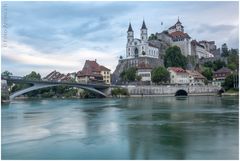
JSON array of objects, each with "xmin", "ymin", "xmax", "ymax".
[
  {"xmin": 127, "ymin": 23, "xmax": 134, "ymax": 43},
  {"xmin": 140, "ymin": 20, "xmax": 148, "ymax": 41}
]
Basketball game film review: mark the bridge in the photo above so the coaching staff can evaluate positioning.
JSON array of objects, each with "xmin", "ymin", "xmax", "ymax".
[
  {"xmin": 3, "ymin": 76, "xmax": 222, "ymax": 101},
  {"xmin": 3, "ymin": 76, "xmax": 113, "ymax": 100}
]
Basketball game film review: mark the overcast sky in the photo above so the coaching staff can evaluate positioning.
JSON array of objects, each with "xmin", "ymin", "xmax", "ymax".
[{"xmin": 1, "ymin": 1, "xmax": 239, "ymax": 76}]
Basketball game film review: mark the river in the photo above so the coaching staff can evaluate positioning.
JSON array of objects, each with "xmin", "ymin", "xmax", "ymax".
[{"xmin": 1, "ymin": 96, "xmax": 239, "ymax": 160}]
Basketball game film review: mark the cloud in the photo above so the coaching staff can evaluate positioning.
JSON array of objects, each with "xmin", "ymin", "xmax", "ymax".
[
  {"xmin": 1, "ymin": 1, "xmax": 239, "ymax": 76},
  {"xmin": 2, "ymin": 41, "xmax": 118, "ymax": 76}
]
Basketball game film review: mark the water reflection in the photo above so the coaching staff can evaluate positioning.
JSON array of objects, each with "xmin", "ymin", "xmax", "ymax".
[{"xmin": 1, "ymin": 96, "xmax": 239, "ymax": 160}]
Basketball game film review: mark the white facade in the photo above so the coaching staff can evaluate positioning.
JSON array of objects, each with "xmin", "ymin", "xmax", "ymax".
[
  {"xmin": 195, "ymin": 45, "xmax": 214, "ymax": 58},
  {"xmin": 126, "ymin": 21, "xmax": 159, "ymax": 59},
  {"xmin": 172, "ymin": 39, "xmax": 191, "ymax": 57},
  {"xmin": 168, "ymin": 68, "xmax": 190, "ymax": 84},
  {"xmin": 137, "ymin": 69, "xmax": 152, "ymax": 81}
]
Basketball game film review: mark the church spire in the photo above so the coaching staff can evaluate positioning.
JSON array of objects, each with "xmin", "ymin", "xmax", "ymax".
[
  {"xmin": 127, "ymin": 23, "xmax": 133, "ymax": 32},
  {"xmin": 141, "ymin": 20, "xmax": 147, "ymax": 30}
]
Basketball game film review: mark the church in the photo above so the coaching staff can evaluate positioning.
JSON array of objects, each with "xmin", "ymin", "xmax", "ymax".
[{"xmin": 126, "ymin": 21, "xmax": 159, "ymax": 59}]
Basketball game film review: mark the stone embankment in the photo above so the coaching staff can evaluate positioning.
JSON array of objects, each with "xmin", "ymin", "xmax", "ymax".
[{"xmin": 121, "ymin": 85, "xmax": 221, "ymax": 96}]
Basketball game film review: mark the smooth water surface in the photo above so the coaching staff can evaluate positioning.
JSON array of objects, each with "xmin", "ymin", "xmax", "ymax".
[{"xmin": 1, "ymin": 96, "xmax": 239, "ymax": 160}]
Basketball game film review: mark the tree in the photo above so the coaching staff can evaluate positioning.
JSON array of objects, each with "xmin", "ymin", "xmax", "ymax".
[
  {"xmin": 212, "ymin": 60, "xmax": 226, "ymax": 71},
  {"xmin": 164, "ymin": 46, "xmax": 187, "ymax": 69},
  {"xmin": 136, "ymin": 75, "xmax": 142, "ymax": 81},
  {"xmin": 1, "ymin": 70, "xmax": 13, "ymax": 78},
  {"xmin": 120, "ymin": 67, "xmax": 137, "ymax": 82},
  {"xmin": 151, "ymin": 66, "xmax": 170, "ymax": 84},
  {"xmin": 221, "ymin": 43, "xmax": 229, "ymax": 57},
  {"xmin": 227, "ymin": 51, "xmax": 239, "ymax": 71},
  {"xmin": 201, "ymin": 68, "xmax": 213, "ymax": 80},
  {"xmin": 222, "ymin": 73, "xmax": 239, "ymax": 90},
  {"xmin": 24, "ymin": 71, "xmax": 41, "ymax": 80},
  {"xmin": 148, "ymin": 33, "xmax": 157, "ymax": 41}
]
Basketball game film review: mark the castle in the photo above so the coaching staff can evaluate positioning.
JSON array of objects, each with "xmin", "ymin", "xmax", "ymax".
[{"xmin": 112, "ymin": 18, "xmax": 218, "ymax": 84}]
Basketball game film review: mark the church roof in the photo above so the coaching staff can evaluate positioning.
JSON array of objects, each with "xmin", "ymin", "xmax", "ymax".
[
  {"xmin": 127, "ymin": 23, "xmax": 133, "ymax": 32},
  {"xmin": 141, "ymin": 20, "xmax": 147, "ymax": 30}
]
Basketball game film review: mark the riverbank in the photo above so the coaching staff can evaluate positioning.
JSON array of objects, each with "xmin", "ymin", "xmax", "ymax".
[{"xmin": 130, "ymin": 92, "xmax": 217, "ymax": 97}]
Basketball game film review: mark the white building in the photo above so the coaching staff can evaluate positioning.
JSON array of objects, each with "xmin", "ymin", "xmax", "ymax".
[
  {"xmin": 186, "ymin": 70, "xmax": 206, "ymax": 85},
  {"xmin": 167, "ymin": 18, "xmax": 192, "ymax": 57},
  {"xmin": 191, "ymin": 40, "xmax": 214, "ymax": 58},
  {"xmin": 168, "ymin": 67, "xmax": 190, "ymax": 84},
  {"xmin": 126, "ymin": 21, "xmax": 159, "ymax": 59}
]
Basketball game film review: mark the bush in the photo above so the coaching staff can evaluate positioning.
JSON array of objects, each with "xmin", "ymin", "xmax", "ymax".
[{"xmin": 111, "ymin": 88, "xmax": 129, "ymax": 97}]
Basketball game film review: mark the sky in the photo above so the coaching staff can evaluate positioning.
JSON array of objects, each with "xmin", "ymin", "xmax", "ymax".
[{"xmin": 1, "ymin": 1, "xmax": 239, "ymax": 76}]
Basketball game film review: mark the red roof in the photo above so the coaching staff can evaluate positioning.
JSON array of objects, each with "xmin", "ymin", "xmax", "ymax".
[
  {"xmin": 169, "ymin": 31, "xmax": 190, "ymax": 40},
  {"xmin": 168, "ymin": 67, "xmax": 187, "ymax": 73},
  {"xmin": 100, "ymin": 65, "xmax": 111, "ymax": 71}
]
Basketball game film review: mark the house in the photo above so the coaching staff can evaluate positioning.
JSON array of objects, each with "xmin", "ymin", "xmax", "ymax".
[
  {"xmin": 168, "ymin": 67, "xmax": 189, "ymax": 84},
  {"xmin": 43, "ymin": 70, "xmax": 73, "ymax": 82},
  {"xmin": 186, "ymin": 70, "xmax": 206, "ymax": 85},
  {"xmin": 100, "ymin": 65, "xmax": 111, "ymax": 84},
  {"xmin": 137, "ymin": 63, "xmax": 152, "ymax": 82},
  {"xmin": 77, "ymin": 60, "xmax": 111, "ymax": 84},
  {"xmin": 212, "ymin": 67, "xmax": 232, "ymax": 86}
]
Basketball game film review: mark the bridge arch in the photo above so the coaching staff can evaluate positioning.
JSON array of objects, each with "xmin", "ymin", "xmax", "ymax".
[
  {"xmin": 9, "ymin": 83, "xmax": 107, "ymax": 100},
  {"xmin": 175, "ymin": 89, "xmax": 188, "ymax": 96}
]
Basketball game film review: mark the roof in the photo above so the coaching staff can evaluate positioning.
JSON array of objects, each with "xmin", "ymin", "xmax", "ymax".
[
  {"xmin": 214, "ymin": 67, "xmax": 232, "ymax": 74},
  {"xmin": 168, "ymin": 67, "xmax": 187, "ymax": 73},
  {"xmin": 137, "ymin": 62, "xmax": 153, "ymax": 69},
  {"xmin": 141, "ymin": 20, "xmax": 147, "ymax": 30},
  {"xmin": 127, "ymin": 23, "xmax": 133, "ymax": 32},
  {"xmin": 186, "ymin": 70, "xmax": 205, "ymax": 79},
  {"xmin": 100, "ymin": 65, "xmax": 111, "ymax": 71},
  {"xmin": 169, "ymin": 31, "xmax": 190, "ymax": 40},
  {"xmin": 77, "ymin": 60, "xmax": 109, "ymax": 77}
]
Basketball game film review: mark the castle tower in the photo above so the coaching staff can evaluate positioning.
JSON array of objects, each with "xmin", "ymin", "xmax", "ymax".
[
  {"xmin": 127, "ymin": 23, "xmax": 134, "ymax": 43},
  {"xmin": 140, "ymin": 20, "xmax": 148, "ymax": 41},
  {"xmin": 176, "ymin": 17, "xmax": 184, "ymax": 32}
]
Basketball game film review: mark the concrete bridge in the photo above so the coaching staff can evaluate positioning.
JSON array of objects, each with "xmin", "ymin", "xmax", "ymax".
[
  {"xmin": 124, "ymin": 85, "xmax": 221, "ymax": 96},
  {"xmin": 3, "ymin": 76, "xmax": 221, "ymax": 101},
  {"xmin": 4, "ymin": 76, "xmax": 113, "ymax": 100}
]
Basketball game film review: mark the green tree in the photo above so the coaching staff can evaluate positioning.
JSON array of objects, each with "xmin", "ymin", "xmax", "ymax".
[
  {"xmin": 221, "ymin": 43, "xmax": 229, "ymax": 57},
  {"xmin": 1, "ymin": 70, "xmax": 13, "ymax": 78},
  {"xmin": 136, "ymin": 75, "xmax": 142, "ymax": 81},
  {"xmin": 148, "ymin": 33, "xmax": 157, "ymax": 40},
  {"xmin": 151, "ymin": 66, "xmax": 170, "ymax": 84},
  {"xmin": 24, "ymin": 71, "xmax": 41, "ymax": 81},
  {"xmin": 222, "ymin": 73, "xmax": 239, "ymax": 90},
  {"xmin": 164, "ymin": 46, "xmax": 187, "ymax": 69},
  {"xmin": 201, "ymin": 68, "xmax": 213, "ymax": 80},
  {"xmin": 120, "ymin": 67, "xmax": 137, "ymax": 82},
  {"xmin": 212, "ymin": 60, "xmax": 226, "ymax": 71},
  {"xmin": 203, "ymin": 61, "xmax": 213, "ymax": 68}
]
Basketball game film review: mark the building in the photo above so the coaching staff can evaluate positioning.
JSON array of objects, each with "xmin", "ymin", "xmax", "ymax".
[
  {"xmin": 212, "ymin": 67, "xmax": 232, "ymax": 86},
  {"xmin": 186, "ymin": 70, "xmax": 206, "ymax": 85},
  {"xmin": 167, "ymin": 18, "xmax": 192, "ymax": 57},
  {"xmin": 77, "ymin": 60, "xmax": 111, "ymax": 84},
  {"xmin": 43, "ymin": 70, "xmax": 73, "ymax": 82},
  {"xmin": 168, "ymin": 67, "xmax": 190, "ymax": 84},
  {"xmin": 137, "ymin": 63, "xmax": 153, "ymax": 82},
  {"xmin": 100, "ymin": 65, "xmax": 111, "ymax": 84},
  {"xmin": 191, "ymin": 40, "xmax": 214, "ymax": 58},
  {"xmin": 126, "ymin": 21, "xmax": 159, "ymax": 59},
  {"xmin": 198, "ymin": 40, "xmax": 217, "ymax": 54}
]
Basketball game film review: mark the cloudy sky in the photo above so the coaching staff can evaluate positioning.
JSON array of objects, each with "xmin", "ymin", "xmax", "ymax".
[{"xmin": 1, "ymin": 1, "xmax": 239, "ymax": 76}]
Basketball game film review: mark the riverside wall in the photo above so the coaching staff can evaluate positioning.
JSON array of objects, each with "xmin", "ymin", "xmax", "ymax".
[{"xmin": 122, "ymin": 85, "xmax": 221, "ymax": 96}]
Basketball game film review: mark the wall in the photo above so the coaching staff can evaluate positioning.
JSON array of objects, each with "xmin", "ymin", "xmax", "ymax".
[{"xmin": 125, "ymin": 85, "xmax": 220, "ymax": 96}]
